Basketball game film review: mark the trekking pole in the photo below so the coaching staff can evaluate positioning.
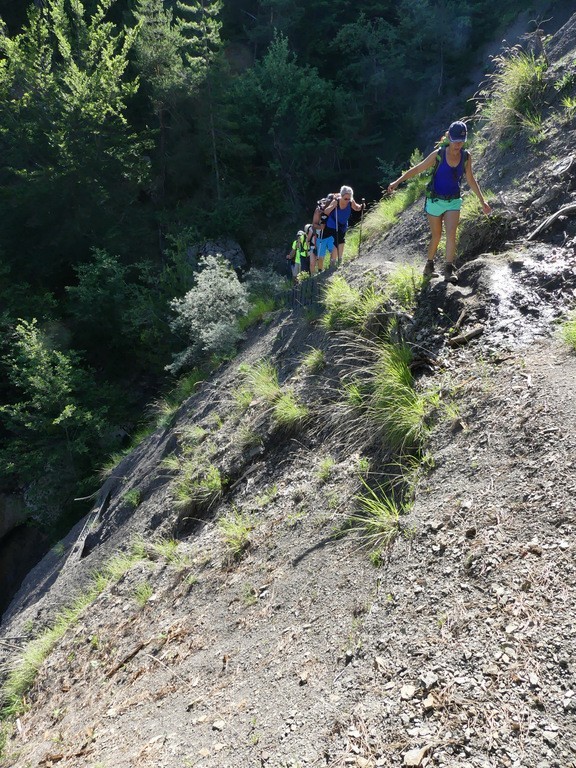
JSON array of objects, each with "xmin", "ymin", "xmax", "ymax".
[
  {"xmin": 335, "ymin": 198, "xmax": 339, "ymax": 268},
  {"xmin": 359, "ymin": 198, "xmax": 365, "ymax": 258}
]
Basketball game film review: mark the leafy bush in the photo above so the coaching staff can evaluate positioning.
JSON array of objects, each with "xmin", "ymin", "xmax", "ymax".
[
  {"xmin": 167, "ymin": 255, "xmax": 249, "ymax": 374},
  {"xmin": 0, "ymin": 319, "xmax": 114, "ymax": 522}
]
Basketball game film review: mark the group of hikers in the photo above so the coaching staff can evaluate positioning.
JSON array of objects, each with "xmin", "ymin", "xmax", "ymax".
[
  {"xmin": 288, "ymin": 121, "xmax": 491, "ymax": 286},
  {"xmin": 286, "ymin": 185, "xmax": 365, "ymax": 282}
]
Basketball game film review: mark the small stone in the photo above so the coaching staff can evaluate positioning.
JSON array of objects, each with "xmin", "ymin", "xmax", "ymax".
[
  {"xmin": 542, "ymin": 731, "xmax": 558, "ymax": 746},
  {"xmin": 401, "ymin": 685, "xmax": 417, "ymax": 700},
  {"xmin": 420, "ymin": 672, "xmax": 438, "ymax": 690},
  {"xmin": 212, "ymin": 720, "xmax": 225, "ymax": 731},
  {"xmin": 423, "ymin": 694, "xmax": 436, "ymax": 710},
  {"xmin": 403, "ymin": 746, "xmax": 430, "ymax": 766}
]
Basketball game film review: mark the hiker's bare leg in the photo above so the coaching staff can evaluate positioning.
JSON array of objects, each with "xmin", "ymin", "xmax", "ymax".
[
  {"xmin": 317, "ymin": 256, "xmax": 324, "ymax": 272},
  {"xmin": 427, "ymin": 214, "xmax": 443, "ymax": 261},
  {"xmin": 337, "ymin": 243, "xmax": 345, "ymax": 266},
  {"xmin": 443, "ymin": 210, "xmax": 460, "ymax": 264},
  {"xmin": 310, "ymin": 253, "xmax": 317, "ymax": 274}
]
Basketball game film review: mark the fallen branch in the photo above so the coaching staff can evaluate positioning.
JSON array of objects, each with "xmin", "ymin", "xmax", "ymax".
[
  {"xmin": 527, "ymin": 202, "xmax": 576, "ymax": 241},
  {"xmin": 448, "ymin": 325, "xmax": 484, "ymax": 347}
]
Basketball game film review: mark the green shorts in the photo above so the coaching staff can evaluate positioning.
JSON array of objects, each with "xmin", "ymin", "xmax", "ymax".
[{"xmin": 425, "ymin": 197, "xmax": 462, "ymax": 217}]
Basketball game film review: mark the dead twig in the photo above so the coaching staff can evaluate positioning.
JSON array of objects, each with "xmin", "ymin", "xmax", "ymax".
[{"xmin": 448, "ymin": 325, "xmax": 484, "ymax": 347}]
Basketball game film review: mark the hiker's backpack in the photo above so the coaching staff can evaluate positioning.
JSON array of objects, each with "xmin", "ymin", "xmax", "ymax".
[
  {"xmin": 315, "ymin": 194, "xmax": 335, "ymax": 226},
  {"xmin": 426, "ymin": 145, "xmax": 469, "ymax": 200}
]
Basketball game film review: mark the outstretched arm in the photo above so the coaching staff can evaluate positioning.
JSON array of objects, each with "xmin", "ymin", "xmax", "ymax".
[
  {"xmin": 465, "ymin": 155, "xmax": 491, "ymax": 214},
  {"xmin": 387, "ymin": 150, "xmax": 438, "ymax": 194}
]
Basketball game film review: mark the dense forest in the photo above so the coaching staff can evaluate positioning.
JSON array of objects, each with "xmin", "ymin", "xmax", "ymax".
[{"xmin": 0, "ymin": 0, "xmax": 527, "ymax": 538}]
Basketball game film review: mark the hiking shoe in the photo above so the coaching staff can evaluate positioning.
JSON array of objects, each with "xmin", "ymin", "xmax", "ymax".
[
  {"xmin": 423, "ymin": 260, "xmax": 438, "ymax": 278},
  {"xmin": 444, "ymin": 263, "xmax": 459, "ymax": 283}
]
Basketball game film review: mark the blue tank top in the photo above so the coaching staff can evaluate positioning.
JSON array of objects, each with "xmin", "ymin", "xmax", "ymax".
[
  {"xmin": 325, "ymin": 201, "xmax": 352, "ymax": 231},
  {"xmin": 431, "ymin": 148, "xmax": 467, "ymax": 198}
]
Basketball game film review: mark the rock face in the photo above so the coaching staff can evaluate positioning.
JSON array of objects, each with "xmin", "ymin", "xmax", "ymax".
[{"xmin": 189, "ymin": 238, "xmax": 248, "ymax": 272}]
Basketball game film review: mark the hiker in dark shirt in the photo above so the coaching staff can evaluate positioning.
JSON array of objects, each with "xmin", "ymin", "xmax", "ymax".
[{"xmin": 387, "ymin": 121, "xmax": 491, "ymax": 283}]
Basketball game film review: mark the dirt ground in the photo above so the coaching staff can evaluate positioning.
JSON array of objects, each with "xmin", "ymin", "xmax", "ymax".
[{"xmin": 2, "ymin": 11, "xmax": 576, "ymax": 768}]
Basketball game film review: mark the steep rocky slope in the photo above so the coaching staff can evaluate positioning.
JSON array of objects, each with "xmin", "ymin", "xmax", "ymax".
[{"xmin": 2, "ymin": 13, "xmax": 576, "ymax": 768}]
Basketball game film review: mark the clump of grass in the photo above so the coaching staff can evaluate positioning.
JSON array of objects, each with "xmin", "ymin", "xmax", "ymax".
[
  {"xmin": 367, "ymin": 342, "xmax": 436, "ymax": 452},
  {"xmin": 477, "ymin": 46, "xmax": 547, "ymax": 136},
  {"xmin": 317, "ymin": 456, "xmax": 336, "ymax": 483},
  {"xmin": 254, "ymin": 484, "xmax": 278, "ymax": 508},
  {"xmin": 237, "ymin": 424, "xmax": 263, "ymax": 452},
  {"xmin": 174, "ymin": 461, "xmax": 223, "ymax": 511},
  {"xmin": 133, "ymin": 581, "xmax": 153, "ymax": 607},
  {"xmin": 356, "ymin": 456, "xmax": 371, "ymax": 477},
  {"xmin": 218, "ymin": 509, "xmax": 254, "ymax": 560},
  {"xmin": 348, "ymin": 481, "xmax": 404, "ymax": 551},
  {"xmin": 559, "ymin": 311, "xmax": 576, "ymax": 350},
  {"xmin": 384, "ymin": 264, "xmax": 424, "ymax": 311},
  {"xmin": 321, "ymin": 275, "xmax": 361, "ymax": 330},
  {"xmin": 301, "ymin": 347, "xmax": 326, "ymax": 373},
  {"xmin": 273, "ymin": 391, "xmax": 309, "ymax": 428},
  {"xmin": 178, "ymin": 425, "xmax": 207, "ymax": 446},
  {"xmin": 239, "ymin": 360, "xmax": 281, "ymax": 403},
  {"xmin": 122, "ymin": 488, "xmax": 142, "ymax": 508},
  {"xmin": 238, "ymin": 296, "xmax": 277, "ymax": 332},
  {"xmin": 321, "ymin": 276, "xmax": 386, "ymax": 332},
  {"xmin": 562, "ymin": 95, "xmax": 576, "ymax": 118}
]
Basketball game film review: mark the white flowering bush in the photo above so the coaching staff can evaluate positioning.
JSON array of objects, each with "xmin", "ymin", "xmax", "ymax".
[{"xmin": 167, "ymin": 255, "xmax": 249, "ymax": 374}]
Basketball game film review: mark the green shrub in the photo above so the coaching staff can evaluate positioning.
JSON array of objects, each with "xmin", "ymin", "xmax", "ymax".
[{"xmin": 167, "ymin": 255, "xmax": 249, "ymax": 374}]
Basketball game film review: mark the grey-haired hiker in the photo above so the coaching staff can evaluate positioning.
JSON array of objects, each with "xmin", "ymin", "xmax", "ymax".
[
  {"xmin": 387, "ymin": 121, "xmax": 491, "ymax": 283},
  {"xmin": 321, "ymin": 185, "xmax": 365, "ymax": 268}
]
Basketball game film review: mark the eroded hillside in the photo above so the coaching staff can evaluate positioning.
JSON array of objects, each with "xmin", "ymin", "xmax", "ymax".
[{"xmin": 2, "ymin": 13, "xmax": 576, "ymax": 768}]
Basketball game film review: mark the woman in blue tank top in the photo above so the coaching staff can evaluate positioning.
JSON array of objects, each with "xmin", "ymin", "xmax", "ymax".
[
  {"xmin": 322, "ymin": 185, "xmax": 365, "ymax": 267},
  {"xmin": 387, "ymin": 121, "xmax": 491, "ymax": 283}
]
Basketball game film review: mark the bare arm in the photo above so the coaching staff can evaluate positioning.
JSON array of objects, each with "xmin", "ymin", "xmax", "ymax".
[
  {"xmin": 387, "ymin": 150, "xmax": 438, "ymax": 193},
  {"xmin": 351, "ymin": 199, "xmax": 364, "ymax": 212},
  {"xmin": 465, "ymin": 155, "xmax": 491, "ymax": 214}
]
